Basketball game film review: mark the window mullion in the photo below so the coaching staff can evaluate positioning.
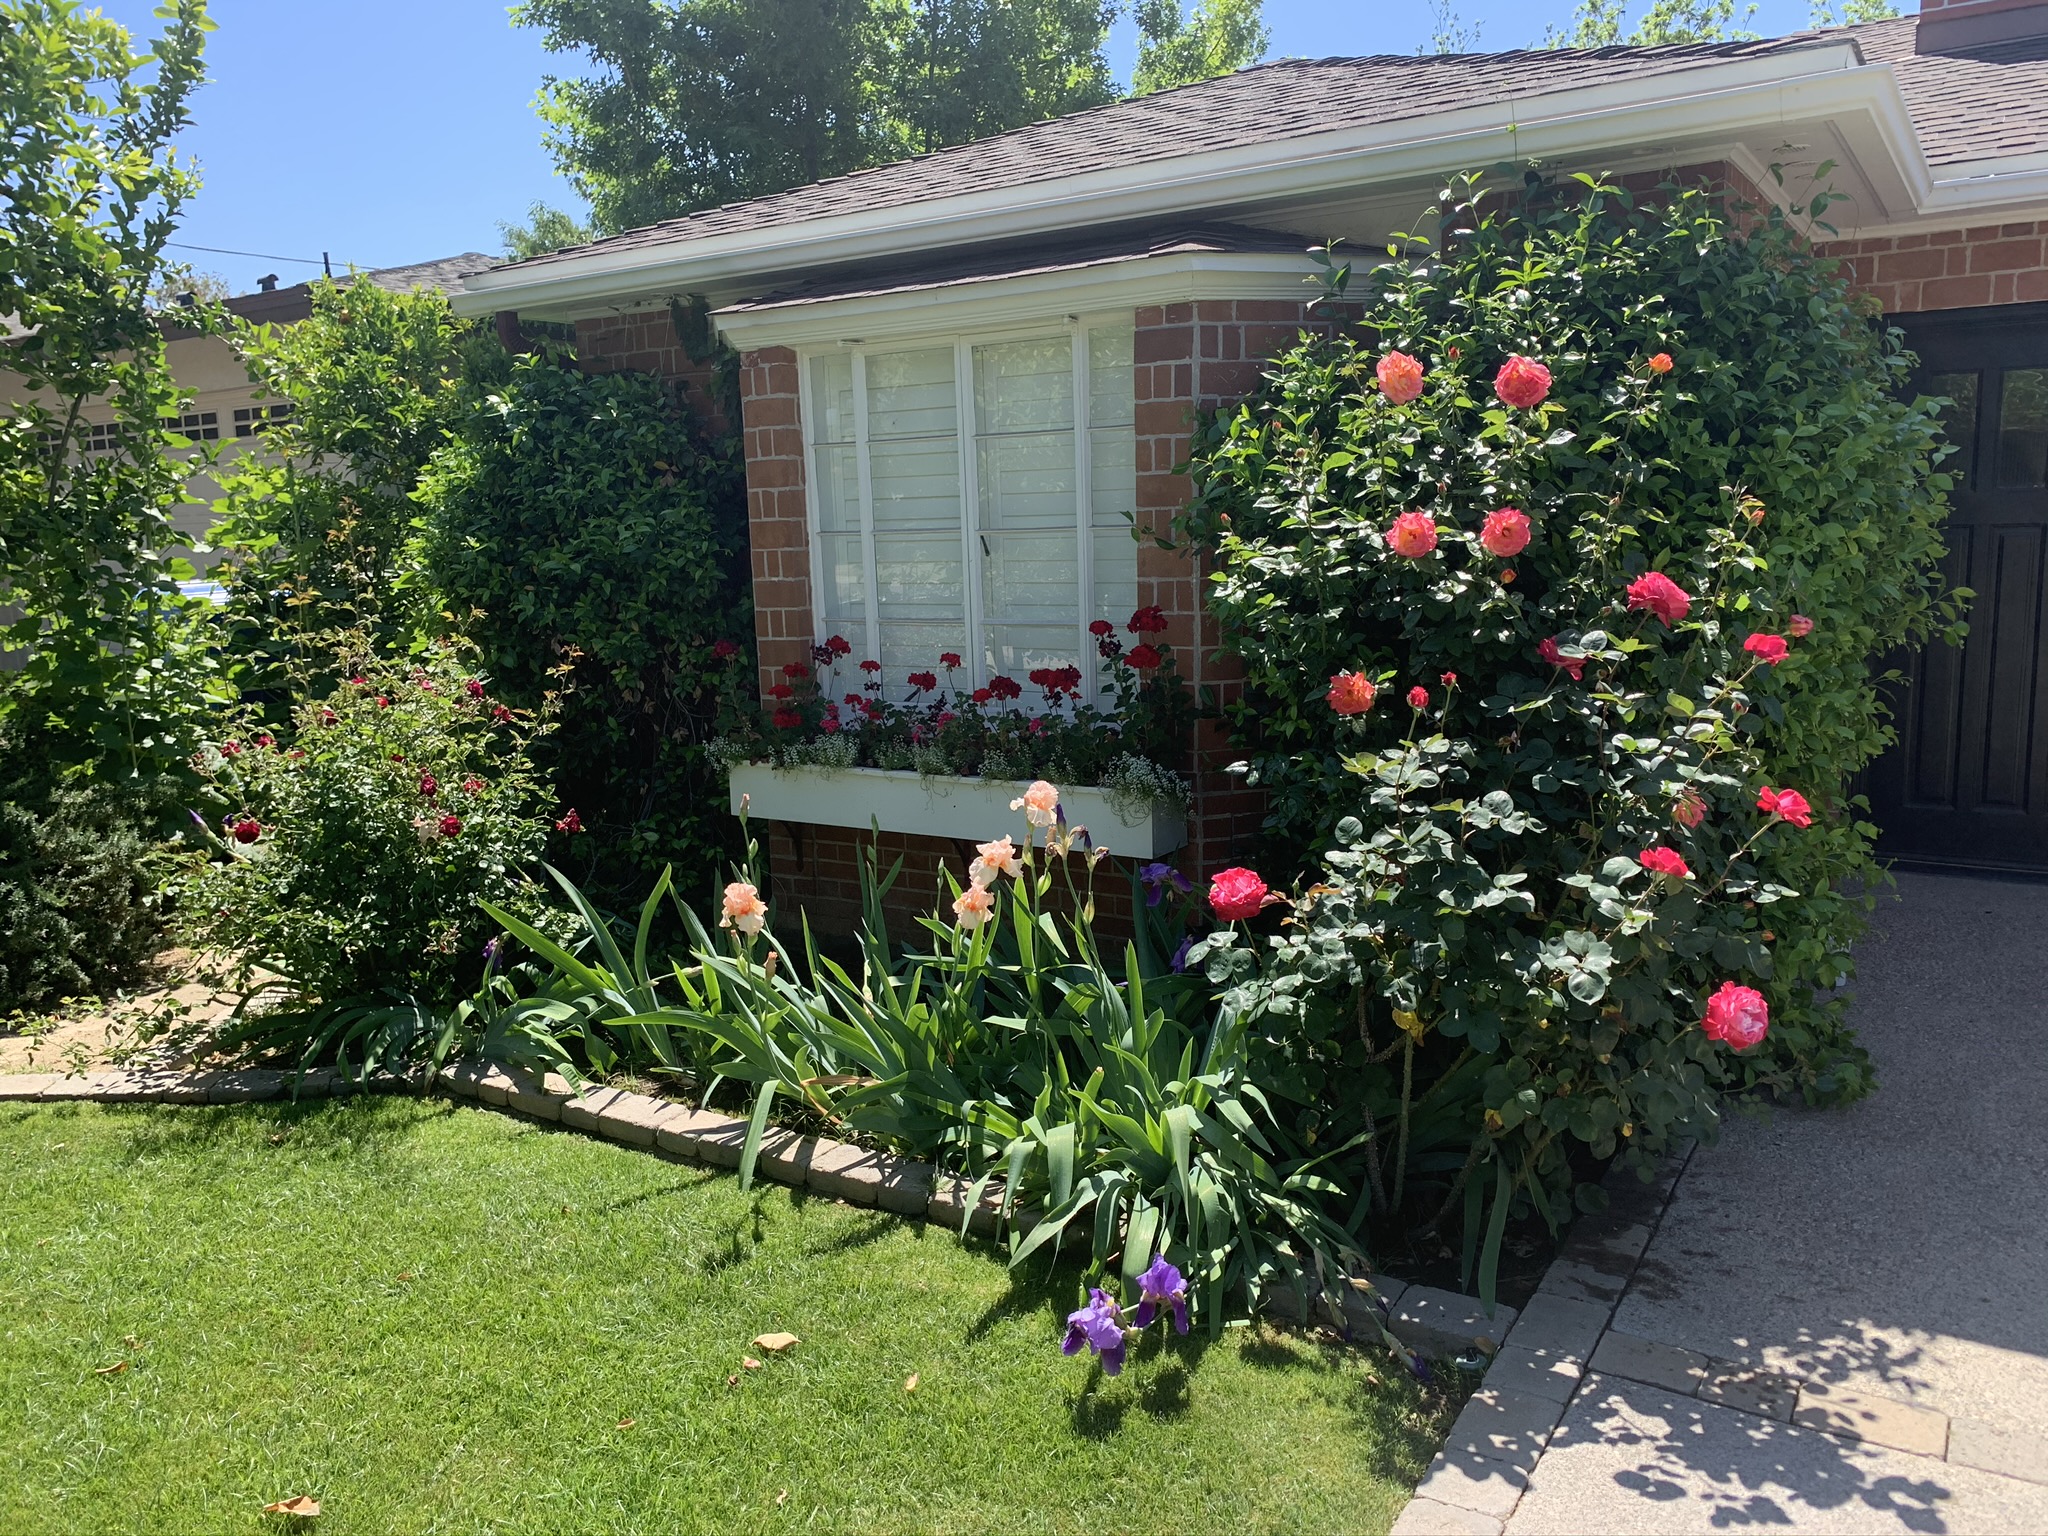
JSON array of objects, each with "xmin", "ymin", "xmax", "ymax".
[
  {"xmin": 1072, "ymin": 323, "xmax": 1094, "ymax": 708},
  {"xmin": 794, "ymin": 351, "xmax": 828, "ymax": 665},
  {"xmin": 955, "ymin": 338, "xmax": 985, "ymax": 691},
  {"xmin": 851, "ymin": 349, "xmax": 881, "ymax": 669}
]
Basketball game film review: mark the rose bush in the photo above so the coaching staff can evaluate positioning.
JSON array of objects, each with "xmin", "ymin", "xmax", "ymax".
[{"xmin": 1181, "ymin": 170, "xmax": 1961, "ymax": 1294}]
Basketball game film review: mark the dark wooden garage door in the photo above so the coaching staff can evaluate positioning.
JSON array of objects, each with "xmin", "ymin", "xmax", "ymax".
[{"xmin": 1866, "ymin": 302, "xmax": 2048, "ymax": 873}]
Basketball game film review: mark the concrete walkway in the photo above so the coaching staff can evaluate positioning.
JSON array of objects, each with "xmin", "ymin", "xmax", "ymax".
[{"xmin": 1399, "ymin": 872, "xmax": 2048, "ymax": 1535}]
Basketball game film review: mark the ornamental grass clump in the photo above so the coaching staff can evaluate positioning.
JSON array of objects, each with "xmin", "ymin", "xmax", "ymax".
[{"xmin": 1184, "ymin": 169, "xmax": 1961, "ymax": 1298}]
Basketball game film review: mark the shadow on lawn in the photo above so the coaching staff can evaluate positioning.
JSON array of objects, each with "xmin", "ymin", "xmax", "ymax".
[{"xmin": 109, "ymin": 1090, "xmax": 450, "ymax": 1163}]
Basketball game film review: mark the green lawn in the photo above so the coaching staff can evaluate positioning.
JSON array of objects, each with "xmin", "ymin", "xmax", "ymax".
[{"xmin": 0, "ymin": 1096, "xmax": 1456, "ymax": 1535}]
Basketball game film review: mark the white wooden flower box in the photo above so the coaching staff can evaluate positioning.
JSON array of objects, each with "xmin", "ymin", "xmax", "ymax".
[{"xmin": 726, "ymin": 763, "xmax": 1187, "ymax": 859}]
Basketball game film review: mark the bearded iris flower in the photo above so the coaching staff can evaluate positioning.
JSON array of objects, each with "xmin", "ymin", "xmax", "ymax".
[
  {"xmin": 1062, "ymin": 1288, "xmax": 1129, "ymax": 1374},
  {"xmin": 1132, "ymin": 1256, "xmax": 1189, "ymax": 1334}
]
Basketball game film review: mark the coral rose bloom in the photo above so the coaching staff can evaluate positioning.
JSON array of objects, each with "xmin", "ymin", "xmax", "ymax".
[
  {"xmin": 1787, "ymin": 614, "xmax": 1814, "ymax": 638},
  {"xmin": 1757, "ymin": 786, "xmax": 1814, "ymax": 828},
  {"xmin": 1328, "ymin": 671, "xmax": 1377, "ymax": 716},
  {"xmin": 1376, "ymin": 350, "xmax": 1426, "ymax": 405},
  {"xmin": 1387, "ymin": 511, "xmax": 1439, "ymax": 558},
  {"xmin": 1648, "ymin": 352, "xmax": 1674, "ymax": 375},
  {"xmin": 1537, "ymin": 636, "xmax": 1586, "ymax": 681},
  {"xmin": 1638, "ymin": 846, "xmax": 1691, "ymax": 880},
  {"xmin": 1494, "ymin": 355, "xmax": 1552, "ymax": 409},
  {"xmin": 1012, "ymin": 780, "xmax": 1061, "ymax": 827},
  {"xmin": 1480, "ymin": 507, "xmax": 1531, "ymax": 558},
  {"xmin": 1209, "ymin": 866, "xmax": 1270, "ymax": 922},
  {"xmin": 722, "ymin": 880, "xmax": 768, "ymax": 935},
  {"xmin": 953, "ymin": 883, "xmax": 996, "ymax": 930},
  {"xmin": 1625, "ymin": 571, "xmax": 1692, "ymax": 627},
  {"xmin": 970, "ymin": 835, "xmax": 1024, "ymax": 887},
  {"xmin": 1702, "ymin": 981, "xmax": 1770, "ymax": 1048},
  {"xmin": 1743, "ymin": 632, "xmax": 1790, "ymax": 665},
  {"xmin": 1673, "ymin": 789, "xmax": 1707, "ymax": 829}
]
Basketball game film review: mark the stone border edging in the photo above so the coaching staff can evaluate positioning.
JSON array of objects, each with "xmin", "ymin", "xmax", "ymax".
[
  {"xmin": 1389, "ymin": 1143, "xmax": 2048, "ymax": 1536},
  {"xmin": 2, "ymin": 1058, "xmax": 1513, "ymax": 1368}
]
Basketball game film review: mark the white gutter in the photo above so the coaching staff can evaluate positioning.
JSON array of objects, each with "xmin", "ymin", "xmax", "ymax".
[{"xmin": 452, "ymin": 40, "xmax": 1940, "ymax": 321}]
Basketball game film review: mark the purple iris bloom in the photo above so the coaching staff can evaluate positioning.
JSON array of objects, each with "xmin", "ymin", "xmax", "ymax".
[
  {"xmin": 1062, "ymin": 1287, "xmax": 1128, "ymax": 1375},
  {"xmin": 1406, "ymin": 1351, "xmax": 1433, "ymax": 1384},
  {"xmin": 1169, "ymin": 934, "xmax": 1195, "ymax": 973},
  {"xmin": 1132, "ymin": 1254, "xmax": 1189, "ymax": 1334},
  {"xmin": 481, "ymin": 936, "xmax": 499, "ymax": 963},
  {"xmin": 1138, "ymin": 861, "xmax": 1193, "ymax": 907}
]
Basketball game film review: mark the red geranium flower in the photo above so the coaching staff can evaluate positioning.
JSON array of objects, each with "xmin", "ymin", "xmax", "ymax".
[
  {"xmin": 1743, "ymin": 633, "xmax": 1790, "ymax": 665},
  {"xmin": 1124, "ymin": 644, "xmax": 1164, "ymax": 669},
  {"xmin": 782, "ymin": 661, "xmax": 810, "ymax": 680},
  {"xmin": 1480, "ymin": 507, "xmax": 1531, "ymax": 558},
  {"xmin": 1494, "ymin": 355, "xmax": 1552, "ymax": 409},
  {"xmin": 771, "ymin": 707, "xmax": 802, "ymax": 729},
  {"xmin": 712, "ymin": 638, "xmax": 741, "ymax": 660},
  {"xmin": 826, "ymin": 635, "xmax": 853, "ymax": 658},
  {"xmin": 907, "ymin": 671, "xmax": 938, "ymax": 691},
  {"xmin": 1208, "ymin": 867, "xmax": 1271, "ymax": 922},
  {"xmin": 940, "ymin": 651, "xmax": 963, "ymax": 667},
  {"xmin": 1128, "ymin": 605, "xmax": 1169, "ymax": 635},
  {"xmin": 986, "ymin": 674, "xmax": 1023, "ymax": 700},
  {"xmin": 1702, "ymin": 981, "xmax": 1769, "ymax": 1048},
  {"xmin": 1537, "ymin": 636, "xmax": 1586, "ymax": 681},
  {"xmin": 1757, "ymin": 786, "xmax": 1813, "ymax": 827},
  {"xmin": 1638, "ymin": 846, "xmax": 1692, "ymax": 880},
  {"xmin": 1088, "ymin": 620, "xmax": 1115, "ymax": 638},
  {"xmin": 972, "ymin": 687, "xmax": 994, "ymax": 704},
  {"xmin": 1376, "ymin": 350, "xmax": 1425, "ymax": 405},
  {"xmin": 858, "ymin": 659, "xmax": 882, "ymax": 673},
  {"xmin": 1626, "ymin": 571, "xmax": 1691, "ymax": 627},
  {"xmin": 767, "ymin": 682, "xmax": 794, "ymax": 700}
]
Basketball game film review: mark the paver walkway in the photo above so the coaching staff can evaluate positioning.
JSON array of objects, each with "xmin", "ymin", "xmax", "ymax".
[{"xmin": 1400, "ymin": 871, "xmax": 2048, "ymax": 1534}]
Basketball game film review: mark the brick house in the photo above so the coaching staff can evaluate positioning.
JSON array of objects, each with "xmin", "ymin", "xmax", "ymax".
[{"xmin": 451, "ymin": 0, "xmax": 2048, "ymax": 917}]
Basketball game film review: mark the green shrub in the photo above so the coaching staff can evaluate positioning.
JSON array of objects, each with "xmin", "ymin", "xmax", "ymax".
[
  {"xmin": 413, "ymin": 351, "xmax": 749, "ymax": 908},
  {"xmin": 178, "ymin": 642, "xmax": 555, "ymax": 1010},
  {"xmin": 1180, "ymin": 171, "xmax": 1960, "ymax": 1292}
]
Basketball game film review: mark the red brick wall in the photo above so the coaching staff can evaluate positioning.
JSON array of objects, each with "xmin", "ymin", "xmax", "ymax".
[
  {"xmin": 738, "ymin": 346, "xmax": 814, "ymax": 698},
  {"xmin": 574, "ymin": 308, "xmax": 731, "ymax": 436},
  {"xmin": 1820, "ymin": 222, "xmax": 2048, "ymax": 313}
]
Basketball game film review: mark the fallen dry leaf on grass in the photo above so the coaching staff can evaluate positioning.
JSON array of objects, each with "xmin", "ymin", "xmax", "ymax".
[
  {"xmin": 725, "ymin": 1373, "xmax": 740, "ymax": 1389},
  {"xmin": 93, "ymin": 1361, "xmax": 128, "ymax": 1376},
  {"xmin": 753, "ymin": 1332, "xmax": 799, "ymax": 1353},
  {"xmin": 396, "ymin": 1272, "xmax": 413, "ymax": 1283},
  {"xmin": 742, "ymin": 1357, "xmax": 762, "ymax": 1370},
  {"xmin": 616, "ymin": 1416, "xmax": 636, "ymax": 1429},
  {"xmin": 775, "ymin": 1490, "xmax": 789, "ymax": 1507},
  {"xmin": 262, "ymin": 1494, "xmax": 321, "ymax": 1517},
  {"xmin": 904, "ymin": 1373, "xmax": 918, "ymax": 1393}
]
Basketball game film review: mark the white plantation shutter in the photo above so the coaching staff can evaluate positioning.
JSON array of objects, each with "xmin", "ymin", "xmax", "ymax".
[
  {"xmin": 866, "ymin": 347, "xmax": 966, "ymax": 684},
  {"xmin": 974, "ymin": 336, "xmax": 1079, "ymax": 684}
]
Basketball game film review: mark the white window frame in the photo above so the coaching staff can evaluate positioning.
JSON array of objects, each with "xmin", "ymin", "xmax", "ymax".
[{"xmin": 795, "ymin": 311, "xmax": 1136, "ymax": 704}]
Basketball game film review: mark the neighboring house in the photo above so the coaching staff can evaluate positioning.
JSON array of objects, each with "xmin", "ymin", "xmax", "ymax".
[
  {"xmin": 449, "ymin": 0, "xmax": 2048, "ymax": 916},
  {"xmin": 2, "ymin": 252, "xmax": 498, "ymax": 575}
]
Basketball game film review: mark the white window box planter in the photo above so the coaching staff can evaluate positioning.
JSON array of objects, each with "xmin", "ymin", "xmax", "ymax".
[{"xmin": 727, "ymin": 763, "xmax": 1187, "ymax": 859}]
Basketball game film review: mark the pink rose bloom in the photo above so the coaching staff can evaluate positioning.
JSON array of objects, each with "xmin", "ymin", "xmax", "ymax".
[
  {"xmin": 1328, "ymin": 671, "xmax": 1377, "ymax": 716},
  {"xmin": 1387, "ymin": 512, "xmax": 1439, "ymax": 558},
  {"xmin": 1743, "ymin": 633, "xmax": 1790, "ymax": 665},
  {"xmin": 1626, "ymin": 571, "xmax": 1692, "ymax": 627},
  {"xmin": 1537, "ymin": 636, "xmax": 1586, "ymax": 681},
  {"xmin": 721, "ymin": 880, "xmax": 768, "ymax": 935},
  {"xmin": 970, "ymin": 835, "xmax": 1024, "ymax": 887},
  {"xmin": 1406, "ymin": 685, "xmax": 1429, "ymax": 709},
  {"xmin": 953, "ymin": 883, "xmax": 996, "ymax": 930},
  {"xmin": 1702, "ymin": 981, "xmax": 1770, "ymax": 1048},
  {"xmin": 1673, "ymin": 789, "xmax": 1707, "ymax": 829},
  {"xmin": 1376, "ymin": 350, "xmax": 1426, "ymax": 405},
  {"xmin": 1757, "ymin": 786, "xmax": 1814, "ymax": 828},
  {"xmin": 1011, "ymin": 780, "xmax": 1061, "ymax": 828},
  {"xmin": 1787, "ymin": 614, "xmax": 1814, "ymax": 638},
  {"xmin": 1208, "ymin": 867, "xmax": 1270, "ymax": 922},
  {"xmin": 1480, "ymin": 507, "xmax": 1531, "ymax": 558},
  {"xmin": 1638, "ymin": 846, "xmax": 1692, "ymax": 880},
  {"xmin": 1494, "ymin": 355, "xmax": 1552, "ymax": 409}
]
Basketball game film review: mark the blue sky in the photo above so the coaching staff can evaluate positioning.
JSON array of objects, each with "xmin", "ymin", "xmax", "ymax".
[{"xmin": 102, "ymin": 0, "xmax": 1824, "ymax": 295}]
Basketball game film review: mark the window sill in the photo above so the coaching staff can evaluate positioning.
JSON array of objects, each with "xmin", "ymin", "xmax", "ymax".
[{"xmin": 726, "ymin": 763, "xmax": 1187, "ymax": 859}]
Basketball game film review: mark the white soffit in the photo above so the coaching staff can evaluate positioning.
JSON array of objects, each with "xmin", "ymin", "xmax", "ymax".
[{"xmin": 453, "ymin": 42, "xmax": 1941, "ymax": 321}]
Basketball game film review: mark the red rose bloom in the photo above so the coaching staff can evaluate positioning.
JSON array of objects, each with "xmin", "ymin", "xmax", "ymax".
[
  {"xmin": 1406, "ymin": 685, "xmax": 1429, "ymax": 709},
  {"xmin": 1480, "ymin": 508, "xmax": 1531, "ymax": 558},
  {"xmin": 1787, "ymin": 614, "xmax": 1815, "ymax": 638},
  {"xmin": 1757, "ymin": 786, "xmax": 1814, "ymax": 827},
  {"xmin": 1327, "ymin": 671, "xmax": 1376, "ymax": 715},
  {"xmin": 438, "ymin": 814, "xmax": 463, "ymax": 839},
  {"xmin": 221, "ymin": 740, "xmax": 242, "ymax": 756},
  {"xmin": 1648, "ymin": 352, "xmax": 1674, "ymax": 375},
  {"xmin": 1387, "ymin": 511, "xmax": 1438, "ymax": 558},
  {"xmin": 555, "ymin": 809, "xmax": 583, "ymax": 834},
  {"xmin": 1537, "ymin": 636, "xmax": 1586, "ymax": 681},
  {"xmin": 466, "ymin": 679, "xmax": 486, "ymax": 698},
  {"xmin": 1626, "ymin": 571, "xmax": 1692, "ymax": 627},
  {"xmin": 230, "ymin": 817, "xmax": 261, "ymax": 845},
  {"xmin": 375, "ymin": 695, "xmax": 391, "ymax": 709},
  {"xmin": 771, "ymin": 707, "xmax": 802, "ymax": 729},
  {"xmin": 1376, "ymin": 350, "xmax": 1425, "ymax": 405},
  {"xmin": 1702, "ymin": 981, "xmax": 1769, "ymax": 1048},
  {"xmin": 1494, "ymin": 355, "xmax": 1552, "ymax": 409},
  {"xmin": 319, "ymin": 708, "xmax": 337, "ymax": 726},
  {"xmin": 1208, "ymin": 866, "xmax": 1271, "ymax": 922},
  {"xmin": 418, "ymin": 773, "xmax": 439, "ymax": 797},
  {"xmin": 1128, "ymin": 605, "xmax": 1169, "ymax": 635},
  {"xmin": 1743, "ymin": 633, "xmax": 1790, "ymax": 665},
  {"xmin": 1440, "ymin": 671, "xmax": 1459, "ymax": 687},
  {"xmin": 1125, "ymin": 643, "xmax": 1164, "ymax": 669},
  {"xmin": 1638, "ymin": 846, "xmax": 1692, "ymax": 880},
  {"xmin": 492, "ymin": 705, "xmax": 513, "ymax": 723},
  {"xmin": 460, "ymin": 777, "xmax": 484, "ymax": 795},
  {"xmin": 253, "ymin": 733, "xmax": 275, "ymax": 749}
]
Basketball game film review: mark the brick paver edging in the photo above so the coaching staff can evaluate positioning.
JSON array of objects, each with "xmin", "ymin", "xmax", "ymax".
[
  {"xmin": 2, "ymin": 1059, "xmax": 1515, "ymax": 1367},
  {"xmin": 1389, "ymin": 1145, "xmax": 2048, "ymax": 1536}
]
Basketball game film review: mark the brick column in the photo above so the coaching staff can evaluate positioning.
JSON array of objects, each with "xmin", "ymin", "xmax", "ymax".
[
  {"xmin": 573, "ymin": 307, "xmax": 731, "ymax": 438},
  {"xmin": 738, "ymin": 346, "xmax": 814, "ymax": 697},
  {"xmin": 1820, "ymin": 222, "xmax": 2048, "ymax": 313}
]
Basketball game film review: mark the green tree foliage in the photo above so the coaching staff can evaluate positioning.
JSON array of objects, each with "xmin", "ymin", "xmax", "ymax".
[
  {"xmin": 1545, "ymin": 0, "xmax": 1756, "ymax": 46},
  {"xmin": 412, "ymin": 353, "xmax": 750, "ymax": 904},
  {"xmin": 498, "ymin": 200, "xmax": 597, "ymax": 261},
  {"xmin": 0, "ymin": 0, "xmax": 220, "ymax": 776},
  {"xmin": 1185, "ymin": 172, "xmax": 1961, "ymax": 1280},
  {"xmin": 1131, "ymin": 0, "xmax": 1267, "ymax": 95},
  {"xmin": 1809, "ymin": 0, "xmax": 1899, "ymax": 25}
]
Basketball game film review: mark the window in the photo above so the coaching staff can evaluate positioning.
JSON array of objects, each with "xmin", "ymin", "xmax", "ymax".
[
  {"xmin": 160, "ymin": 409, "xmax": 219, "ymax": 441},
  {"xmin": 232, "ymin": 402, "xmax": 294, "ymax": 437},
  {"xmin": 802, "ymin": 324, "xmax": 1137, "ymax": 703},
  {"xmin": 1997, "ymin": 368, "xmax": 2048, "ymax": 489}
]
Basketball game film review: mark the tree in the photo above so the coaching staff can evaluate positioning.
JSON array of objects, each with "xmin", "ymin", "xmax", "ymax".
[
  {"xmin": 1418, "ymin": 0, "xmax": 1482, "ymax": 54},
  {"xmin": 1809, "ymin": 0, "xmax": 1898, "ymax": 25},
  {"xmin": 1131, "ymin": 0, "xmax": 1267, "ymax": 94},
  {"xmin": 498, "ymin": 201, "xmax": 597, "ymax": 261},
  {"xmin": 0, "ymin": 0, "xmax": 220, "ymax": 775},
  {"xmin": 1545, "ymin": 0, "xmax": 1756, "ymax": 46}
]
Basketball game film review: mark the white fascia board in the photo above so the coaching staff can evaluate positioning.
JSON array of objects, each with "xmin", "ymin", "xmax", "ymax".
[
  {"xmin": 451, "ymin": 42, "xmax": 1905, "ymax": 320},
  {"xmin": 711, "ymin": 250, "xmax": 1327, "ymax": 352}
]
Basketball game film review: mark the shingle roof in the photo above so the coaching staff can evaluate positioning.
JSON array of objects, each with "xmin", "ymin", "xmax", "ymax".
[
  {"xmin": 498, "ymin": 34, "xmax": 1844, "ymax": 274},
  {"xmin": 366, "ymin": 252, "xmax": 499, "ymax": 291},
  {"xmin": 495, "ymin": 18, "xmax": 2047, "ymax": 278}
]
